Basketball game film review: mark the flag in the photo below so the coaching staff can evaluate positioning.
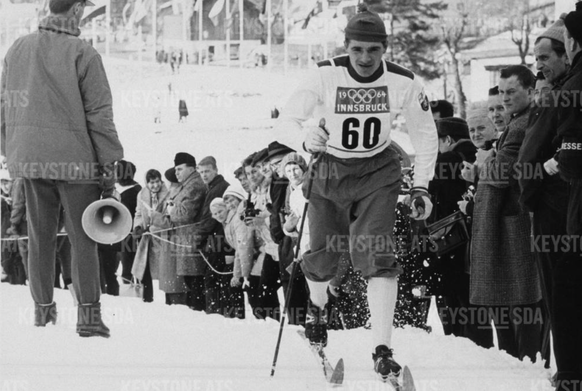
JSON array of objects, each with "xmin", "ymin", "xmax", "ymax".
[{"xmin": 208, "ymin": 0, "xmax": 225, "ymax": 26}]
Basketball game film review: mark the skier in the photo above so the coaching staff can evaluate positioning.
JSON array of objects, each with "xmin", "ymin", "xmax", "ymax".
[{"xmin": 276, "ymin": 6, "xmax": 438, "ymax": 381}]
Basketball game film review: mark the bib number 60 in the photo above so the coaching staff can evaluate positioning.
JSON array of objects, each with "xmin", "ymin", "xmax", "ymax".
[{"xmin": 341, "ymin": 117, "xmax": 381, "ymax": 150}]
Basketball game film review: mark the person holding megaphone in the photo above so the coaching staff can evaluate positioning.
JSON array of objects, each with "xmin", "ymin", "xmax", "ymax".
[{"xmin": 1, "ymin": 0, "xmax": 125, "ymax": 338}]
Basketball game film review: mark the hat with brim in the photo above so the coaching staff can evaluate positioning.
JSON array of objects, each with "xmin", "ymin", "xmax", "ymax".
[
  {"xmin": 435, "ymin": 117, "xmax": 470, "ymax": 139},
  {"xmin": 251, "ymin": 148, "xmax": 269, "ymax": 166},
  {"xmin": 266, "ymin": 141, "xmax": 295, "ymax": 161},
  {"xmin": 164, "ymin": 167, "xmax": 178, "ymax": 183}
]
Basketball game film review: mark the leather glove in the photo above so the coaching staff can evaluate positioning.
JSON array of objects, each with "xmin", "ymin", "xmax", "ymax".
[
  {"xmin": 304, "ymin": 118, "xmax": 329, "ymax": 153},
  {"xmin": 99, "ymin": 162, "xmax": 118, "ymax": 200},
  {"xmin": 409, "ymin": 187, "xmax": 433, "ymax": 220}
]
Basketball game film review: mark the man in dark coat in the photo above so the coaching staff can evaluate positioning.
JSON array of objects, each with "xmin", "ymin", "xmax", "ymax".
[
  {"xmin": 190, "ymin": 156, "xmax": 230, "ymax": 313},
  {"xmin": 471, "ymin": 65, "xmax": 542, "ymax": 362},
  {"xmin": 551, "ymin": 6, "xmax": 582, "ymax": 389}
]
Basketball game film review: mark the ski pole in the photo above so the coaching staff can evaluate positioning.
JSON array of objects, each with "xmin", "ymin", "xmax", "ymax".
[{"xmin": 270, "ymin": 120, "xmax": 328, "ymax": 377}]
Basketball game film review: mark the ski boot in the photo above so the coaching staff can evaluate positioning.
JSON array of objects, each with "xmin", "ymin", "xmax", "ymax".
[
  {"xmin": 305, "ymin": 301, "xmax": 328, "ymax": 348},
  {"xmin": 373, "ymin": 345, "xmax": 402, "ymax": 382}
]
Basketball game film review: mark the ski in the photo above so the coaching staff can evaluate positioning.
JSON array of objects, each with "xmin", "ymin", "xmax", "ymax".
[
  {"xmin": 297, "ymin": 330, "xmax": 344, "ymax": 385},
  {"xmin": 385, "ymin": 365, "xmax": 416, "ymax": 391}
]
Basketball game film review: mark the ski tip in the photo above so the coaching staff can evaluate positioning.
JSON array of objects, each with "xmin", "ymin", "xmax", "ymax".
[
  {"xmin": 329, "ymin": 358, "xmax": 344, "ymax": 386},
  {"xmin": 403, "ymin": 366, "xmax": 416, "ymax": 391}
]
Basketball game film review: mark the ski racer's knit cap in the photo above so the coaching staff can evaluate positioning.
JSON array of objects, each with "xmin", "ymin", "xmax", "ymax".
[
  {"xmin": 280, "ymin": 152, "xmax": 308, "ymax": 175},
  {"xmin": 536, "ymin": 18, "xmax": 566, "ymax": 44},
  {"xmin": 345, "ymin": 10, "xmax": 388, "ymax": 43},
  {"xmin": 251, "ymin": 148, "xmax": 269, "ymax": 166},
  {"xmin": 435, "ymin": 117, "xmax": 470, "ymax": 139},
  {"xmin": 266, "ymin": 141, "xmax": 295, "ymax": 161},
  {"xmin": 564, "ymin": 2, "xmax": 582, "ymax": 43},
  {"xmin": 174, "ymin": 152, "xmax": 196, "ymax": 167},
  {"xmin": 210, "ymin": 197, "xmax": 226, "ymax": 210},
  {"xmin": 223, "ymin": 184, "xmax": 248, "ymax": 201}
]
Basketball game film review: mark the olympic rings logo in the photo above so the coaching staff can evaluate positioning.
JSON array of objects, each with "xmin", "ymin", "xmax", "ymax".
[{"xmin": 347, "ymin": 88, "xmax": 377, "ymax": 104}]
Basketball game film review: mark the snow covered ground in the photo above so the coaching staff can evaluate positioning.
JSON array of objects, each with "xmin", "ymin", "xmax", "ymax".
[{"xmin": 0, "ymin": 59, "xmax": 553, "ymax": 391}]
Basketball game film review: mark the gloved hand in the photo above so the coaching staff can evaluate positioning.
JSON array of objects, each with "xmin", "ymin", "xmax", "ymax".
[
  {"xmin": 544, "ymin": 157, "xmax": 559, "ymax": 176},
  {"xmin": 99, "ymin": 162, "xmax": 119, "ymax": 200},
  {"xmin": 5, "ymin": 224, "xmax": 19, "ymax": 236},
  {"xmin": 408, "ymin": 187, "xmax": 432, "ymax": 220},
  {"xmin": 132, "ymin": 226, "xmax": 144, "ymax": 238},
  {"xmin": 304, "ymin": 118, "xmax": 329, "ymax": 154}
]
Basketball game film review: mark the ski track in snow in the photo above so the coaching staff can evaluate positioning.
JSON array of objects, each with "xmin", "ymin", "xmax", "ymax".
[{"xmin": 1, "ymin": 59, "xmax": 552, "ymax": 391}]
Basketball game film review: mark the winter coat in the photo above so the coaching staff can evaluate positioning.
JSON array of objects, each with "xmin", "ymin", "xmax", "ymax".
[
  {"xmin": 131, "ymin": 183, "xmax": 170, "ymax": 280},
  {"xmin": 518, "ymin": 75, "xmax": 569, "ymax": 212},
  {"xmin": 1, "ymin": 15, "xmax": 123, "ymax": 180},
  {"xmin": 190, "ymin": 174, "xmax": 230, "ymax": 276},
  {"xmin": 224, "ymin": 202, "xmax": 264, "ymax": 279},
  {"xmin": 144, "ymin": 182, "xmax": 188, "ymax": 293},
  {"xmin": 556, "ymin": 51, "xmax": 582, "ymax": 180},
  {"xmin": 152, "ymin": 170, "xmax": 206, "ymax": 276},
  {"xmin": 470, "ymin": 106, "xmax": 541, "ymax": 306}
]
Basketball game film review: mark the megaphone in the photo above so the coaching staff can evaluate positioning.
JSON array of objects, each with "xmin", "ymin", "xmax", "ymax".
[{"xmin": 82, "ymin": 199, "xmax": 132, "ymax": 245}]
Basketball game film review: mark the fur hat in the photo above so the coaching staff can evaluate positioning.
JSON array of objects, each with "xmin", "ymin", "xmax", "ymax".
[
  {"xmin": 223, "ymin": 184, "xmax": 248, "ymax": 201},
  {"xmin": 435, "ymin": 117, "xmax": 470, "ymax": 139},
  {"xmin": 174, "ymin": 152, "xmax": 196, "ymax": 167}
]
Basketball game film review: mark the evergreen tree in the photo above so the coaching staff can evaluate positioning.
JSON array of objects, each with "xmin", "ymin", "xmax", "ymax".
[{"xmin": 365, "ymin": 0, "xmax": 447, "ymax": 80}]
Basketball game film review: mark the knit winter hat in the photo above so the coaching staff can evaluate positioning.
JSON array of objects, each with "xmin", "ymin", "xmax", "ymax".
[
  {"xmin": 564, "ymin": 2, "xmax": 582, "ymax": 43},
  {"xmin": 345, "ymin": 10, "xmax": 388, "ymax": 43},
  {"xmin": 435, "ymin": 117, "xmax": 470, "ymax": 139},
  {"xmin": 223, "ymin": 184, "xmax": 248, "ymax": 201},
  {"xmin": 536, "ymin": 18, "xmax": 566, "ymax": 44},
  {"xmin": 210, "ymin": 197, "xmax": 226, "ymax": 210},
  {"xmin": 280, "ymin": 152, "xmax": 308, "ymax": 175}
]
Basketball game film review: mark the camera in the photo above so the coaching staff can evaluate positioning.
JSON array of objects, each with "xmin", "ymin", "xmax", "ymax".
[{"xmin": 240, "ymin": 196, "xmax": 261, "ymax": 221}]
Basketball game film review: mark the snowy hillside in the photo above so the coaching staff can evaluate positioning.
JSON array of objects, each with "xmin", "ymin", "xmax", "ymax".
[{"xmin": 0, "ymin": 282, "xmax": 552, "ymax": 391}]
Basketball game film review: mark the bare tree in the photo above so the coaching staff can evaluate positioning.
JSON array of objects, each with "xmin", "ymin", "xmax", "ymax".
[
  {"xmin": 440, "ymin": 10, "xmax": 469, "ymax": 118},
  {"xmin": 506, "ymin": 0, "xmax": 532, "ymax": 65}
]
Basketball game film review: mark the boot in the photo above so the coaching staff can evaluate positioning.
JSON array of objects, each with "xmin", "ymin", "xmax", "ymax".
[
  {"xmin": 34, "ymin": 302, "xmax": 57, "ymax": 327},
  {"xmin": 373, "ymin": 345, "xmax": 402, "ymax": 381},
  {"xmin": 77, "ymin": 302, "xmax": 110, "ymax": 338},
  {"xmin": 305, "ymin": 301, "xmax": 328, "ymax": 347}
]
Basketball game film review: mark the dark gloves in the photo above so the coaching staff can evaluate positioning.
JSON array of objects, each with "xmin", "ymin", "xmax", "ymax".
[{"xmin": 99, "ymin": 162, "xmax": 119, "ymax": 200}]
